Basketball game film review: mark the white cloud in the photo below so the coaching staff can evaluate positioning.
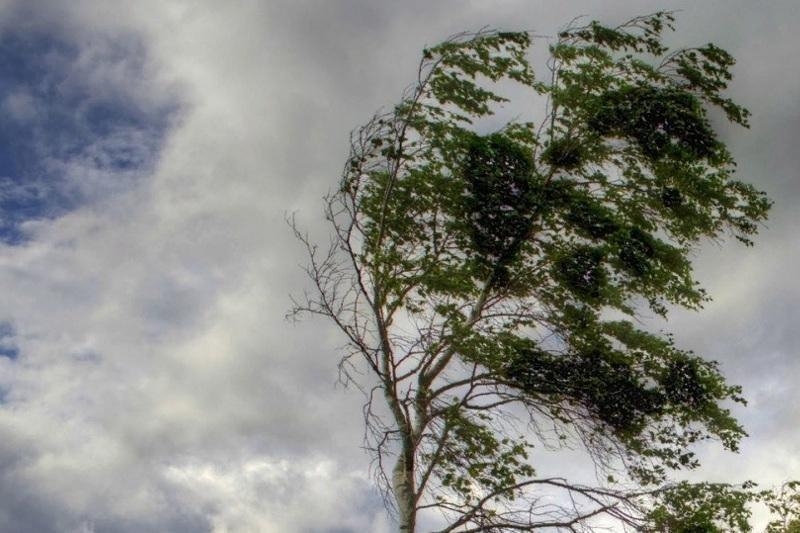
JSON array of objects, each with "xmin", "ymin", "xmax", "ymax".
[{"xmin": 165, "ymin": 457, "xmax": 391, "ymax": 533}]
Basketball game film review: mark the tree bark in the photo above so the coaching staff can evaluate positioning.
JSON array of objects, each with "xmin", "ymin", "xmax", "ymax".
[{"xmin": 393, "ymin": 452, "xmax": 416, "ymax": 532}]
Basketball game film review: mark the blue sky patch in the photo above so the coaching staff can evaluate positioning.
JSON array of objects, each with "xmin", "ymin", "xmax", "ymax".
[
  {"xmin": 0, "ymin": 30, "xmax": 178, "ymax": 244},
  {"xmin": 0, "ymin": 322, "xmax": 18, "ymax": 360}
]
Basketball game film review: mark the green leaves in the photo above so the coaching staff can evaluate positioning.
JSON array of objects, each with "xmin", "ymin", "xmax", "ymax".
[
  {"xmin": 462, "ymin": 133, "xmax": 538, "ymax": 284},
  {"xmin": 503, "ymin": 314, "xmax": 746, "ymax": 483},
  {"xmin": 436, "ymin": 409, "xmax": 534, "ymax": 501},
  {"xmin": 426, "ymin": 31, "xmax": 535, "ymax": 119},
  {"xmin": 326, "ymin": 11, "xmax": 776, "ymax": 531},
  {"xmin": 648, "ymin": 482, "xmax": 756, "ymax": 532},
  {"xmin": 346, "ymin": 13, "xmax": 767, "ymax": 479},
  {"xmin": 542, "ymin": 136, "xmax": 586, "ymax": 169},
  {"xmin": 764, "ymin": 482, "xmax": 800, "ymax": 533},
  {"xmin": 552, "ymin": 245, "xmax": 608, "ymax": 301},
  {"xmin": 560, "ymin": 12, "xmax": 676, "ymax": 55},
  {"xmin": 588, "ymin": 86, "xmax": 719, "ymax": 161}
]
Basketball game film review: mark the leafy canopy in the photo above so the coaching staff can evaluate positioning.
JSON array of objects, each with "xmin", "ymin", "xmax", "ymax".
[{"xmin": 305, "ymin": 11, "xmax": 780, "ymax": 532}]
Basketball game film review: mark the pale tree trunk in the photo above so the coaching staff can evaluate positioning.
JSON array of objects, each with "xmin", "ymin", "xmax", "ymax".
[{"xmin": 393, "ymin": 451, "xmax": 416, "ymax": 532}]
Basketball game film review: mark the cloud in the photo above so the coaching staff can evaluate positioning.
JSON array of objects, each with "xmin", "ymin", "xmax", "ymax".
[
  {"xmin": 164, "ymin": 457, "xmax": 391, "ymax": 533},
  {"xmin": 0, "ymin": 1, "xmax": 796, "ymax": 531},
  {"xmin": 0, "ymin": 15, "xmax": 178, "ymax": 243}
]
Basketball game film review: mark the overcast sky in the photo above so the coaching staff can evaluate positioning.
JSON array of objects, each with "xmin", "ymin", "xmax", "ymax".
[{"xmin": 0, "ymin": 1, "xmax": 797, "ymax": 532}]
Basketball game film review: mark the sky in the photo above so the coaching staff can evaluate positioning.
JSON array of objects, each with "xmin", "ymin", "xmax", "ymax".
[{"xmin": 0, "ymin": 1, "xmax": 797, "ymax": 531}]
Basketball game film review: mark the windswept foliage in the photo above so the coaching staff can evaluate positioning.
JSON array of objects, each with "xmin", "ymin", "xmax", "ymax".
[{"xmin": 295, "ymin": 11, "xmax": 789, "ymax": 532}]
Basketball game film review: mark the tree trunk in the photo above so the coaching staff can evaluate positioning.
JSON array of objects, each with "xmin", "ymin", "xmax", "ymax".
[{"xmin": 393, "ymin": 452, "xmax": 416, "ymax": 532}]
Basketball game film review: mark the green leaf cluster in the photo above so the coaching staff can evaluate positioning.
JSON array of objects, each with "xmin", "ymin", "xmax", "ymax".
[
  {"xmin": 647, "ymin": 482, "xmax": 756, "ymax": 532},
  {"xmin": 435, "ymin": 408, "xmax": 534, "ymax": 502}
]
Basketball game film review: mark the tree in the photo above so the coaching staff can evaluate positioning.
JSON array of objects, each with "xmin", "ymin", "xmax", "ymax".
[
  {"xmin": 764, "ymin": 483, "xmax": 800, "ymax": 533},
  {"xmin": 294, "ymin": 11, "xmax": 782, "ymax": 532}
]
